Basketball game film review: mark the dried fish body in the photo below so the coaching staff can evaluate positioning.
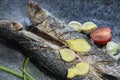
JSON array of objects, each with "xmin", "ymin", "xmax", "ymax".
[
  {"xmin": 0, "ymin": 1, "xmax": 120, "ymax": 80},
  {"xmin": 27, "ymin": 1, "xmax": 120, "ymax": 80},
  {"xmin": 0, "ymin": 20, "xmax": 100, "ymax": 80},
  {"xmin": 0, "ymin": 20, "xmax": 69, "ymax": 78},
  {"xmin": 28, "ymin": 1, "xmax": 86, "ymax": 46}
]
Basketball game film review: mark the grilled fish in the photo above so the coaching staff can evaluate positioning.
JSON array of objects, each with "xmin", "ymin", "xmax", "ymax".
[
  {"xmin": 27, "ymin": 1, "xmax": 120, "ymax": 80},
  {"xmin": 28, "ymin": 0, "xmax": 87, "ymax": 47},
  {"xmin": 0, "ymin": 1, "xmax": 120, "ymax": 80},
  {"xmin": 0, "ymin": 20, "xmax": 120, "ymax": 80}
]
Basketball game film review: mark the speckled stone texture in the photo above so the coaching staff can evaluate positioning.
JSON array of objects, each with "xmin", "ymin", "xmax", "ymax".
[{"xmin": 0, "ymin": 0, "xmax": 120, "ymax": 80}]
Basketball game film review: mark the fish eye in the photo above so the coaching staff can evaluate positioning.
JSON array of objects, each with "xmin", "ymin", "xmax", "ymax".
[
  {"xmin": 2, "ymin": 22, "xmax": 11, "ymax": 27},
  {"xmin": 33, "ymin": 5, "xmax": 40, "ymax": 10}
]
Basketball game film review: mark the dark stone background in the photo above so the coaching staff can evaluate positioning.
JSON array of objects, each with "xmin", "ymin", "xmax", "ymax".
[{"xmin": 0, "ymin": 0, "xmax": 120, "ymax": 80}]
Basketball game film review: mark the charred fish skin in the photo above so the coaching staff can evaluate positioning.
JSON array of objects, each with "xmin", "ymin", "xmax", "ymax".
[
  {"xmin": 0, "ymin": 20, "xmax": 85, "ymax": 80},
  {"xmin": 28, "ymin": 0, "xmax": 86, "ymax": 41},
  {"xmin": 28, "ymin": 1, "xmax": 68, "ymax": 46},
  {"xmin": 0, "ymin": 20, "xmax": 105, "ymax": 80},
  {"xmin": 28, "ymin": 0, "xmax": 87, "ymax": 46},
  {"xmin": 0, "ymin": 20, "xmax": 70, "ymax": 78},
  {"xmin": 0, "ymin": 20, "xmax": 96, "ymax": 80},
  {"xmin": 28, "ymin": 1, "xmax": 120, "ymax": 80},
  {"xmin": 0, "ymin": 2, "xmax": 119, "ymax": 80},
  {"xmin": 0, "ymin": 19, "xmax": 120, "ymax": 80},
  {"xmin": 2, "ymin": 21, "xmax": 100, "ymax": 80}
]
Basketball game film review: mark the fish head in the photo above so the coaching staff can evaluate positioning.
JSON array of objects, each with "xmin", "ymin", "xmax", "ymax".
[
  {"xmin": 28, "ymin": 0, "xmax": 47, "ymax": 24},
  {"xmin": 0, "ymin": 20, "xmax": 23, "ymax": 31}
]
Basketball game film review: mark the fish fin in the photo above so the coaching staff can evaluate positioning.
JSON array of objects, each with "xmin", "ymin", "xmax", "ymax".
[{"xmin": 95, "ymin": 61, "xmax": 114, "ymax": 65}]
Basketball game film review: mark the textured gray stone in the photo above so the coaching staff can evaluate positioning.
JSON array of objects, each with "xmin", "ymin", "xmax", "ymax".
[{"xmin": 0, "ymin": 0, "xmax": 120, "ymax": 80}]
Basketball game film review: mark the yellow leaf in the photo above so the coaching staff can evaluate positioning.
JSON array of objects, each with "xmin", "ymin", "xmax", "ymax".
[
  {"xmin": 66, "ymin": 39, "xmax": 91, "ymax": 53},
  {"xmin": 67, "ymin": 62, "xmax": 90, "ymax": 78},
  {"xmin": 75, "ymin": 62, "xmax": 90, "ymax": 76},
  {"xmin": 59, "ymin": 48, "xmax": 76, "ymax": 62},
  {"xmin": 67, "ymin": 68, "xmax": 77, "ymax": 78}
]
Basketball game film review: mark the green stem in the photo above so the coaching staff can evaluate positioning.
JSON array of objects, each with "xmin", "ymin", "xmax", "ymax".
[
  {"xmin": 0, "ymin": 66, "xmax": 23, "ymax": 78},
  {"xmin": 23, "ymin": 57, "xmax": 30, "ymax": 80},
  {"xmin": 21, "ymin": 68, "xmax": 36, "ymax": 80}
]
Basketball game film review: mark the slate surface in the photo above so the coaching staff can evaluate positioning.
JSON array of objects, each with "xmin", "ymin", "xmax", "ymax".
[{"xmin": 0, "ymin": 0, "xmax": 120, "ymax": 80}]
